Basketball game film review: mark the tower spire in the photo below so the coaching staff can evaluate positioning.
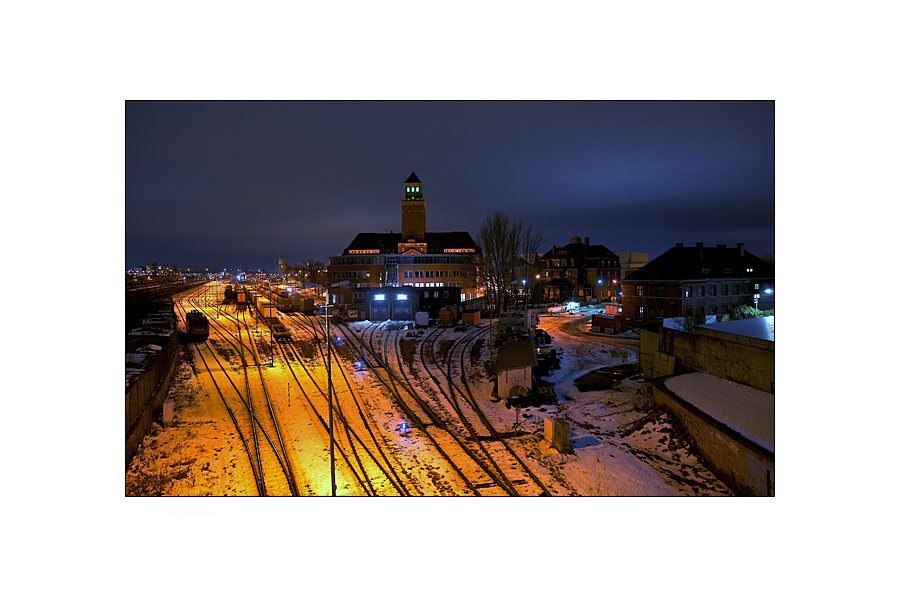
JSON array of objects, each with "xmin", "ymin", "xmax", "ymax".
[{"xmin": 401, "ymin": 171, "xmax": 426, "ymax": 242}]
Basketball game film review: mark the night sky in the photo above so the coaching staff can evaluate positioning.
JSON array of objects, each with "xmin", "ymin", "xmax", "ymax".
[{"xmin": 126, "ymin": 100, "xmax": 774, "ymax": 271}]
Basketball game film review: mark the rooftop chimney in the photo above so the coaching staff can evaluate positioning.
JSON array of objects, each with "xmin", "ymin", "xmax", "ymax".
[
  {"xmin": 585, "ymin": 236, "xmax": 590, "ymax": 247},
  {"xmin": 696, "ymin": 242, "xmax": 703, "ymax": 260},
  {"xmin": 738, "ymin": 242, "xmax": 745, "ymax": 256}
]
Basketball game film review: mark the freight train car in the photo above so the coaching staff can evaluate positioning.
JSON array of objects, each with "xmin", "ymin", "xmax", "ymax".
[
  {"xmin": 256, "ymin": 297, "xmax": 277, "ymax": 319},
  {"xmin": 265, "ymin": 317, "xmax": 292, "ymax": 341},
  {"xmin": 294, "ymin": 296, "xmax": 315, "ymax": 315},
  {"xmin": 185, "ymin": 310, "xmax": 209, "ymax": 341}
]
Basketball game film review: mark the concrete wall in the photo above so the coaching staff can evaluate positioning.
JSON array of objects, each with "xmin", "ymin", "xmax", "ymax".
[
  {"xmin": 651, "ymin": 379, "xmax": 774, "ymax": 496},
  {"xmin": 644, "ymin": 327, "xmax": 774, "ymax": 394},
  {"xmin": 125, "ymin": 333, "xmax": 179, "ymax": 469},
  {"xmin": 639, "ymin": 329, "xmax": 661, "ymax": 378}
]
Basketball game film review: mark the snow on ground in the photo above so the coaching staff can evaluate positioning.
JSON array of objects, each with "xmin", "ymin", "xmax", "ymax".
[
  {"xmin": 126, "ymin": 302, "xmax": 732, "ymax": 496},
  {"xmin": 514, "ymin": 307, "xmax": 731, "ymax": 496}
]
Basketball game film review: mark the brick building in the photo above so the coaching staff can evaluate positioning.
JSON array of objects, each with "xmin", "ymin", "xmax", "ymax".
[
  {"xmin": 622, "ymin": 242, "xmax": 774, "ymax": 323},
  {"xmin": 326, "ymin": 172, "xmax": 481, "ymax": 300},
  {"xmin": 538, "ymin": 236, "xmax": 622, "ymax": 303}
]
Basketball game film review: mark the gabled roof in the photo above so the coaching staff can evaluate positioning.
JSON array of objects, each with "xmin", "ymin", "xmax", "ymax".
[
  {"xmin": 341, "ymin": 231, "xmax": 479, "ymax": 255},
  {"xmin": 495, "ymin": 340, "xmax": 538, "ymax": 372},
  {"xmin": 405, "ymin": 172, "xmax": 421, "ymax": 184},
  {"xmin": 623, "ymin": 244, "xmax": 774, "ymax": 282},
  {"xmin": 539, "ymin": 241, "xmax": 619, "ymax": 262}
]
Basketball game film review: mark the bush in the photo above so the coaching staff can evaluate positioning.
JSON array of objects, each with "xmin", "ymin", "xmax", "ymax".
[{"xmin": 730, "ymin": 305, "xmax": 774, "ymax": 320}]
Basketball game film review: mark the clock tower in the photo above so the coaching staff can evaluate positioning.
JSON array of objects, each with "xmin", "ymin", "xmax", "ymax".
[{"xmin": 401, "ymin": 171, "xmax": 426, "ymax": 243}]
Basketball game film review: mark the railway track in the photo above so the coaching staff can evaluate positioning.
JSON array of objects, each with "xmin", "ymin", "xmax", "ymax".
[
  {"xmin": 341, "ymin": 319, "xmax": 553, "ymax": 496},
  {"xmin": 168, "ymin": 283, "xmax": 558, "ymax": 496},
  {"xmin": 272, "ymin": 311, "xmax": 416, "ymax": 496},
  {"xmin": 173, "ymin": 283, "xmax": 301, "ymax": 496}
]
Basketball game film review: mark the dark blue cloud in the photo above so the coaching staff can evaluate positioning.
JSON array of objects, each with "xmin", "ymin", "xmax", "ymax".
[{"xmin": 126, "ymin": 100, "xmax": 774, "ymax": 270}]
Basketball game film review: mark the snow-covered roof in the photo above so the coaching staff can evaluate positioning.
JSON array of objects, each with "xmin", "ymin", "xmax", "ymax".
[
  {"xmin": 697, "ymin": 315, "xmax": 774, "ymax": 343},
  {"xmin": 495, "ymin": 340, "xmax": 538, "ymax": 372},
  {"xmin": 663, "ymin": 371, "xmax": 774, "ymax": 453}
]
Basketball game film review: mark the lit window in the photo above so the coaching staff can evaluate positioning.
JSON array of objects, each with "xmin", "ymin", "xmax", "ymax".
[
  {"xmin": 397, "ymin": 294, "xmax": 407, "ymax": 300},
  {"xmin": 375, "ymin": 294, "xmax": 385, "ymax": 300}
]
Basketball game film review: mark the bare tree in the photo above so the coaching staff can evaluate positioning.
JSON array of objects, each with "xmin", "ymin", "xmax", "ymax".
[
  {"xmin": 520, "ymin": 223, "xmax": 545, "ymax": 308},
  {"xmin": 297, "ymin": 259, "xmax": 326, "ymax": 284},
  {"xmin": 673, "ymin": 306, "xmax": 707, "ymax": 334},
  {"xmin": 477, "ymin": 210, "xmax": 521, "ymax": 315},
  {"xmin": 477, "ymin": 210, "xmax": 545, "ymax": 314}
]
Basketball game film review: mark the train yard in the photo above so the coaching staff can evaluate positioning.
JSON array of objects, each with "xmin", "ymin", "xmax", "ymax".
[{"xmin": 126, "ymin": 281, "xmax": 731, "ymax": 496}]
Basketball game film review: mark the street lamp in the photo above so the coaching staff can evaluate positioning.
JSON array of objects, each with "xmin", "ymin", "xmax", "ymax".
[{"xmin": 323, "ymin": 301, "xmax": 336, "ymax": 496}]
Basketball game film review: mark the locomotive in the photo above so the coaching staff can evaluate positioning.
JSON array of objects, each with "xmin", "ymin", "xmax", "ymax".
[{"xmin": 184, "ymin": 310, "xmax": 209, "ymax": 341}]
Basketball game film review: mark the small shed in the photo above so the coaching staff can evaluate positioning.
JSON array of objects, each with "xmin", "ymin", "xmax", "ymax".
[
  {"xmin": 461, "ymin": 309, "xmax": 481, "ymax": 326},
  {"xmin": 494, "ymin": 340, "xmax": 538, "ymax": 399}
]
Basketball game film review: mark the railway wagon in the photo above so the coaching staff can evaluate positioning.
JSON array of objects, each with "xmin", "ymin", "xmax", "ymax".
[
  {"xmin": 256, "ymin": 297, "xmax": 277, "ymax": 319},
  {"xmin": 272, "ymin": 290, "xmax": 293, "ymax": 312},
  {"xmin": 185, "ymin": 310, "xmax": 209, "ymax": 341},
  {"xmin": 265, "ymin": 317, "xmax": 292, "ymax": 341},
  {"xmin": 293, "ymin": 296, "xmax": 315, "ymax": 314}
]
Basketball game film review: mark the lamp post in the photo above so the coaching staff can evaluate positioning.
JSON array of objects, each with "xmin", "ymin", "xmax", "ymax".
[{"xmin": 323, "ymin": 301, "xmax": 336, "ymax": 496}]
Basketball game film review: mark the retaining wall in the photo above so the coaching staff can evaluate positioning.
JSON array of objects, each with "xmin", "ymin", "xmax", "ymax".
[
  {"xmin": 651, "ymin": 378, "xmax": 774, "ymax": 496},
  {"xmin": 125, "ymin": 333, "xmax": 179, "ymax": 469},
  {"xmin": 644, "ymin": 327, "xmax": 774, "ymax": 394}
]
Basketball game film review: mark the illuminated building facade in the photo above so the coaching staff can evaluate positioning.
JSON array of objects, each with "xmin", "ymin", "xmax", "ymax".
[
  {"xmin": 327, "ymin": 172, "xmax": 481, "ymax": 300},
  {"xmin": 539, "ymin": 236, "xmax": 622, "ymax": 303}
]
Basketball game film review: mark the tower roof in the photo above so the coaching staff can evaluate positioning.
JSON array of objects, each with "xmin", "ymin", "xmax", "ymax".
[{"xmin": 404, "ymin": 172, "xmax": 421, "ymax": 184}]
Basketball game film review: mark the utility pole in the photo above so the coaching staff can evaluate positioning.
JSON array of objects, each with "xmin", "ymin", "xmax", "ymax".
[{"xmin": 324, "ymin": 301, "xmax": 336, "ymax": 496}]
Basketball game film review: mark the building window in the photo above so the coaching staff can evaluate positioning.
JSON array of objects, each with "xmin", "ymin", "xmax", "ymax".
[
  {"xmin": 722, "ymin": 284, "xmax": 728, "ymax": 296},
  {"xmin": 636, "ymin": 285, "xmax": 644, "ymax": 297},
  {"xmin": 710, "ymin": 285, "xmax": 716, "ymax": 296},
  {"xmin": 656, "ymin": 285, "xmax": 665, "ymax": 297},
  {"xmin": 637, "ymin": 306, "xmax": 645, "ymax": 319},
  {"xmin": 684, "ymin": 286, "xmax": 692, "ymax": 298},
  {"xmin": 733, "ymin": 284, "xmax": 739, "ymax": 295},
  {"xmin": 702, "ymin": 268, "xmax": 710, "ymax": 275},
  {"xmin": 699, "ymin": 286, "xmax": 705, "ymax": 297}
]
